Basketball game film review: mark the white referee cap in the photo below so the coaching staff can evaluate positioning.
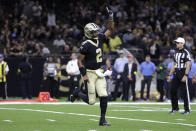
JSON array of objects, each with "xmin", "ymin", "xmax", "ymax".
[
  {"xmin": 174, "ymin": 37, "xmax": 185, "ymax": 44},
  {"xmin": 118, "ymin": 50, "xmax": 124, "ymax": 54}
]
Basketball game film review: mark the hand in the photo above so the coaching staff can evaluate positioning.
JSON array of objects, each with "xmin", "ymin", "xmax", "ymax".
[
  {"xmin": 192, "ymin": 77, "xmax": 196, "ymax": 84},
  {"xmin": 128, "ymin": 75, "xmax": 132, "ymax": 80},
  {"xmin": 141, "ymin": 75, "xmax": 144, "ymax": 80},
  {"xmin": 43, "ymin": 76, "xmax": 47, "ymax": 80},
  {"xmin": 181, "ymin": 75, "xmax": 187, "ymax": 83},
  {"xmin": 83, "ymin": 75, "xmax": 89, "ymax": 83},
  {"xmin": 0, "ymin": 75, "xmax": 3, "ymax": 79},
  {"xmin": 106, "ymin": 6, "xmax": 113, "ymax": 21},
  {"xmin": 69, "ymin": 72, "xmax": 74, "ymax": 76},
  {"xmin": 167, "ymin": 76, "xmax": 171, "ymax": 82},
  {"xmin": 109, "ymin": 76, "xmax": 112, "ymax": 79}
]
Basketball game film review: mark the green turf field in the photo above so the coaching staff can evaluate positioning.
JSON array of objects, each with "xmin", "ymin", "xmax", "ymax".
[{"xmin": 0, "ymin": 102, "xmax": 196, "ymax": 131}]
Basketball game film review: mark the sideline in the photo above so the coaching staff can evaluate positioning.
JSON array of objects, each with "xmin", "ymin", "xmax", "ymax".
[
  {"xmin": 0, "ymin": 107, "xmax": 195, "ymax": 127},
  {"xmin": 0, "ymin": 102, "xmax": 196, "ymax": 105}
]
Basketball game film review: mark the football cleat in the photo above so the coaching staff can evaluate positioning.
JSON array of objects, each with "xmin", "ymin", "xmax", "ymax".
[
  {"xmin": 181, "ymin": 110, "xmax": 190, "ymax": 115},
  {"xmin": 168, "ymin": 109, "xmax": 179, "ymax": 114},
  {"xmin": 70, "ymin": 95, "xmax": 77, "ymax": 103},
  {"xmin": 99, "ymin": 120, "xmax": 111, "ymax": 126},
  {"xmin": 70, "ymin": 87, "xmax": 80, "ymax": 103},
  {"xmin": 99, "ymin": 117, "xmax": 111, "ymax": 126}
]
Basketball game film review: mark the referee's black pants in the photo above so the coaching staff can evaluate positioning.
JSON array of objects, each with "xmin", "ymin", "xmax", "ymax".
[{"xmin": 170, "ymin": 69, "xmax": 189, "ymax": 111}]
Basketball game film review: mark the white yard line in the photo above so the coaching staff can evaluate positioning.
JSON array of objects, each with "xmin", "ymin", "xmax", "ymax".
[
  {"xmin": 111, "ymin": 105, "xmax": 196, "ymax": 112},
  {"xmin": 2, "ymin": 120, "xmax": 13, "ymax": 123},
  {"xmin": 0, "ymin": 102, "xmax": 196, "ymax": 105},
  {"xmin": 175, "ymin": 119, "xmax": 186, "ymax": 121},
  {"xmin": 46, "ymin": 119, "xmax": 56, "ymax": 122},
  {"xmin": 89, "ymin": 119, "xmax": 99, "ymax": 122},
  {"xmin": 111, "ymin": 109, "xmax": 196, "ymax": 112},
  {"xmin": 111, "ymin": 105, "xmax": 170, "ymax": 109},
  {"xmin": 0, "ymin": 107, "xmax": 195, "ymax": 127}
]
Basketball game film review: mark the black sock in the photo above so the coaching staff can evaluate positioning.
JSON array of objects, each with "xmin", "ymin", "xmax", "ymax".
[
  {"xmin": 100, "ymin": 97, "xmax": 108, "ymax": 121},
  {"xmin": 78, "ymin": 91, "xmax": 89, "ymax": 104}
]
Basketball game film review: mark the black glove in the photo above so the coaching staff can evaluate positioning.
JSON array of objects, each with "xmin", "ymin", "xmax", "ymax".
[{"xmin": 106, "ymin": 7, "xmax": 113, "ymax": 21}]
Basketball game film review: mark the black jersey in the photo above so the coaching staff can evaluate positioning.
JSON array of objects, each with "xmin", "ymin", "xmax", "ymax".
[
  {"xmin": 174, "ymin": 48, "xmax": 191, "ymax": 69},
  {"xmin": 79, "ymin": 33, "xmax": 106, "ymax": 70}
]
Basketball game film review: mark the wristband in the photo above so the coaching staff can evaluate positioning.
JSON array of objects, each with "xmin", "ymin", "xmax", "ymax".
[
  {"xmin": 109, "ymin": 14, "xmax": 113, "ymax": 21},
  {"xmin": 79, "ymin": 67, "xmax": 86, "ymax": 76}
]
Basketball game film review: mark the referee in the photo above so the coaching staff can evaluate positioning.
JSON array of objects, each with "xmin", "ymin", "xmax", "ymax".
[{"xmin": 167, "ymin": 37, "xmax": 191, "ymax": 114}]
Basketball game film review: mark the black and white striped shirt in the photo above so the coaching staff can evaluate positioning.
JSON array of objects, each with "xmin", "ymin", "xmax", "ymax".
[{"xmin": 174, "ymin": 48, "xmax": 191, "ymax": 69}]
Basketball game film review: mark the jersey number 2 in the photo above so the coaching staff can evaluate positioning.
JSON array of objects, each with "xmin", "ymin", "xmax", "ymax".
[{"xmin": 96, "ymin": 48, "xmax": 102, "ymax": 63}]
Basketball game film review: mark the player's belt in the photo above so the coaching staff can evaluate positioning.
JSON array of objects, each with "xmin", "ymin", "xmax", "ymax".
[
  {"xmin": 87, "ymin": 68, "xmax": 112, "ymax": 77},
  {"xmin": 86, "ymin": 69, "xmax": 97, "ymax": 72},
  {"xmin": 175, "ymin": 68, "xmax": 185, "ymax": 71}
]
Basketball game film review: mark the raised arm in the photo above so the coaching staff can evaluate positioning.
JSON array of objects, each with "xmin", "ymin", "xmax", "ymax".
[{"xmin": 104, "ymin": 7, "xmax": 114, "ymax": 38}]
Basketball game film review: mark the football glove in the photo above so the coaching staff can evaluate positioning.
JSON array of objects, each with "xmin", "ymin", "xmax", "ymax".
[
  {"xmin": 106, "ymin": 7, "xmax": 113, "ymax": 21},
  {"xmin": 95, "ymin": 69, "xmax": 112, "ymax": 77}
]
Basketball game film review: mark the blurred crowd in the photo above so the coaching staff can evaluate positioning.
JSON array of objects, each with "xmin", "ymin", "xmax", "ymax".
[{"xmin": 0, "ymin": 0, "xmax": 195, "ymax": 63}]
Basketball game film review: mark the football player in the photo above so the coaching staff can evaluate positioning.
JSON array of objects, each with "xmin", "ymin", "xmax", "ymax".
[{"xmin": 70, "ymin": 7, "xmax": 114, "ymax": 126}]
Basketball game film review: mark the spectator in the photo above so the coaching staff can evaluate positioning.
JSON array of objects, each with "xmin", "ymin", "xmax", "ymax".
[
  {"xmin": 112, "ymin": 50, "xmax": 128, "ymax": 101},
  {"xmin": 32, "ymin": 1, "xmax": 42, "ymax": 24},
  {"xmin": 109, "ymin": 33, "xmax": 122, "ymax": 55},
  {"xmin": 61, "ymin": 44, "xmax": 71, "ymax": 57},
  {"xmin": 53, "ymin": 35, "xmax": 66, "ymax": 47},
  {"xmin": 148, "ymin": 39, "xmax": 160, "ymax": 65},
  {"xmin": 139, "ymin": 55, "xmax": 156, "ymax": 101},
  {"xmin": 17, "ymin": 56, "xmax": 32, "ymax": 100},
  {"xmin": 164, "ymin": 49, "xmax": 175, "ymax": 66},
  {"xmin": 72, "ymin": 25, "xmax": 81, "ymax": 39},
  {"xmin": 43, "ymin": 57, "xmax": 58, "ymax": 98},
  {"xmin": 9, "ymin": 40, "xmax": 24, "ymax": 57},
  {"xmin": 122, "ymin": 55, "xmax": 137, "ymax": 101},
  {"xmin": 55, "ymin": 57, "xmax": 61, "ymax": 99},
  {"xmin": 191, "ymin": 56, "xmax": 196, "ymax": 101},
  {"xmin": 32, "ymin": 43, "xmax": 42, "ymax": 57},
  {"xmin": 122, "ymin": 28, "xmax": 133, "ymax": 47},
  {"xmin": 102, "ymin": 58, "xmax": 115, "ymax": 101},
  {"xmin": 188, "ymin": 56, "xmax": 195, "ymax": 102},
  {"xmin": 116, "ymin": 7, "xmax": 128, "ymax": 22},
  {"xmin": 42, "ymin": 46, "xmax": 50, "ymax": 56},
  {"xmin": 0, "ymin": 54, "xmax": 9, "ymax": 99},
  {"xmin": 66, "ymin": 53, "xmax": 80, "ymax": 101},
  {"xmin": 156, "ymin": 55, "xmax": 167, "ymax": 102},
  {"xmin": 185, "ymin": 36, "xmax": 194, "ymax": 51},
  {"xmin": 166, "ymin": 59, "xmax": 175, "ymax": 101},
  {"xmin": 21, "ymin": 0, "xmax": 34, "ymax": 18},
  {"xmin": 47, "ymin": 10, "xmax": 56, "ymax": 27}
]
